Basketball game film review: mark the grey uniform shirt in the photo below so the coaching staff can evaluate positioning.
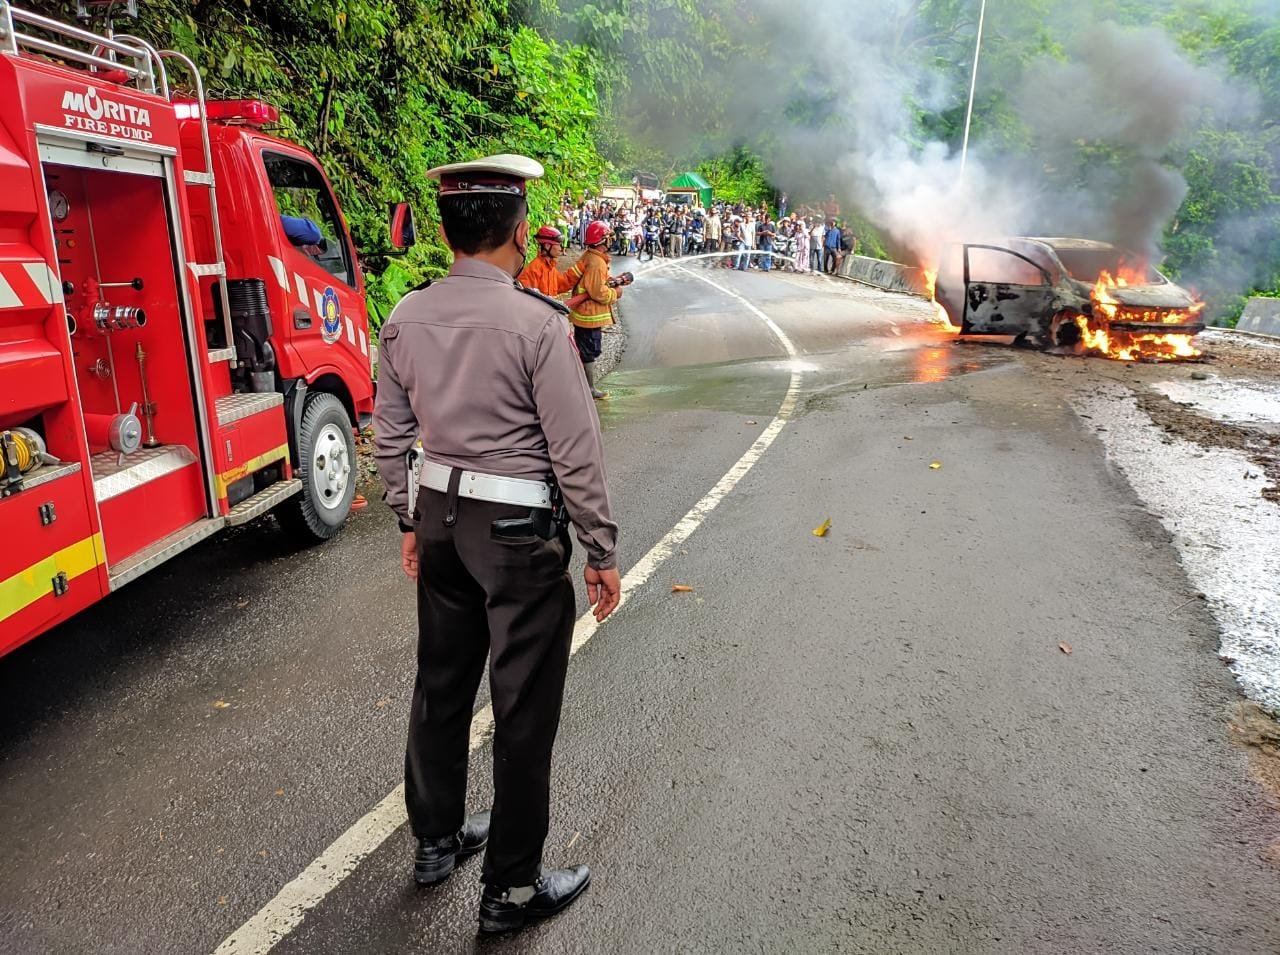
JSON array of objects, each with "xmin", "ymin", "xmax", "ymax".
[{"xmin": 373, "ymin": 257, "xmax": 619, "ymax": 570}]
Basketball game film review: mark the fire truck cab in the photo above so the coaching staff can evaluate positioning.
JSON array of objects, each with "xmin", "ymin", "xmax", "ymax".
[{"xmin": 0, "ymin": 6, "xmax": 410, "ymax": 655}]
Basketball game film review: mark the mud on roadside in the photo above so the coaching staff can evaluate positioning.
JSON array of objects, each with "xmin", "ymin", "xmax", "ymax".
[{"xmin": 1014, "ymin": 336, "xmax": 1280, "ymax": 503}]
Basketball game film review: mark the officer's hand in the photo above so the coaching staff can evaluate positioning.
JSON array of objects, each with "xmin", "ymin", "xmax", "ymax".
[
  {"xmin": 585, "ymin": 566, "xmax": 621, "ymax": 622},
  {"xmin": 400, "ymin": 532, "xmax": 418, "ymax": 580}
]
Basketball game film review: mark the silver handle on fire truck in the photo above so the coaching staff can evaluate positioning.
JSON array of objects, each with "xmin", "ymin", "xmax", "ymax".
[
  {"xmin": 2, "ymin": 5, "xmax": 154, "ymax": 88},
  {"xmin": 112, "ymin": 33, "xmax": 168, "ymax": 97}
]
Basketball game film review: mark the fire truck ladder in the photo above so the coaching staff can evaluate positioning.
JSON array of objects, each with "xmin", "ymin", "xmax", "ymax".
[{"xmin": 0, "ymin": 5, "xmax": 236, "ymax": 369}]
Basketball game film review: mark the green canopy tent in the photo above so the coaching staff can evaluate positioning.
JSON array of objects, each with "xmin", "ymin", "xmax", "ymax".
[{"xmin": 667, "ymin": 172, "xmax": 712, "ymax": 209}]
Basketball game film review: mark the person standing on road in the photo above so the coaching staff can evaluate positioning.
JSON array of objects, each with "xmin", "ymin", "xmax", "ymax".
[
  {"xmin": 737, "ymin": 212, "xmax": 756, "ymax": 271},
  {"xmin": 373, "ymin": 154, "xmax": 620, "ymax": 935},
  {"xmin": 518, "ymin": 225, "xmax": 581, "ymax": 300},
  {"xmin": 704, "ymin": 207, "xmax": 722, "ymax": 262},
  {"xmin": 824, "ymin": 220, "xmax": 841, "ymax": 274},
  {"xmin": 793, "ymin": 216, "xmax": 810, "ymax": 273},
  {"xmin": 810, "ymin": 218, "xmax": 824, "ymax": 274},
  {"xmin": 757, "ymin": 215, "xmax": 775, "ymax": 272},
  {"xmin": 570, "ymin": 220, "xmax": 623, "ymax": 400},
  {"xmin": 840, "ymin": 222, "xmax": 857, "ymax": 268}
]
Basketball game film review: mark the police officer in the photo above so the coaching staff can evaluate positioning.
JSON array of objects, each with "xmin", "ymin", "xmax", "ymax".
[{"xmin": 373, "ymin": 154, "xmax": 621, "ymax": 934}]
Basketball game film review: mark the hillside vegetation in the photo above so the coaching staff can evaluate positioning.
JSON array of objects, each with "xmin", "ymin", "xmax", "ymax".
[{"xmin": 26, "ymin": 0, "xmax": 1280, "ymax": 325}]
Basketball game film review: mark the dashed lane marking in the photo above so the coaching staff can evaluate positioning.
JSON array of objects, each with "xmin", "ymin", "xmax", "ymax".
[{"xmin": 212, "ymin": 266, "xmax": 803, "ymax": 955}]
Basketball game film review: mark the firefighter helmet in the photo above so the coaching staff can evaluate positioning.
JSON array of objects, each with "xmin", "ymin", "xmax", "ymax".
[
  {"xmin": 584, "ymin": 220, "xmax": 612, "ymax": 247},
  {"xmin": 534, "ymin": 225, "xmax": 563, "ymax": 244}
]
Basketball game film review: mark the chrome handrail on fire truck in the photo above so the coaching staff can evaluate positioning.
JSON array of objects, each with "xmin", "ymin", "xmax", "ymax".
[
  {"xmin": 154, "ymin": 48, "xmax": 236, "ymax": 368},
  {"xmin": 0, "ymin": 1, "xmax": 156, "ymax": 91},
  {"xmin": 0, "ymin": 4, "xmax": 236, "ymax": 369}
]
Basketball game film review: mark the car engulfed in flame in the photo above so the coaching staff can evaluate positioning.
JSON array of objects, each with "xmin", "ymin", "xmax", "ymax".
[{"xmin": 933, "ymin": 238, "xmax": 1205, "ymax": 361}]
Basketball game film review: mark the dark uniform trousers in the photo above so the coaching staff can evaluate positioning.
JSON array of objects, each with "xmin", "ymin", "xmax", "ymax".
[{"xmin": 406, "ymin": 485, "xmax": 576, "ymax": 888}]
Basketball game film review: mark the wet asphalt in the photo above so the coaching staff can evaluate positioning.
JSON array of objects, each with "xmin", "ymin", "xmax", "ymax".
[{"xmin": 2, "ymin": 260, "xmax": 1278, "ymax": 953}]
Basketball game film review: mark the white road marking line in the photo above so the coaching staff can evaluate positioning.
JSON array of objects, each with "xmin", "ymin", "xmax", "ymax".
[{"xmin": 212, "ymin": 266, "xmax": 803, "ymax": 955}]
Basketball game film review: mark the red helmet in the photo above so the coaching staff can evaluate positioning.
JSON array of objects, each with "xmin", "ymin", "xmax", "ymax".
[
  {"xmin": 584, "ymin": 220, "xmax": 612, "ymax": 247},
  {"xmin": 534, "ymin": 225, "xmax": 563, "ymax": 244}
]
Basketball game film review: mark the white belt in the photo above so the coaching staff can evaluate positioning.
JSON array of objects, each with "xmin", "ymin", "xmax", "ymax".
[{"xmin": 421, "ymin": 461, "xmax": 551, "ymax": 509}]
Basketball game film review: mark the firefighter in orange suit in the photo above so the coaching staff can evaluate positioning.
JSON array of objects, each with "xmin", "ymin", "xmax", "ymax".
[
  {"xmin": 518, "ymin": 226, "xmax": 581, "ymax": 299},
  {"xmin": 570, "ymin": 220, "xmax": 620, "ymax": 400}
]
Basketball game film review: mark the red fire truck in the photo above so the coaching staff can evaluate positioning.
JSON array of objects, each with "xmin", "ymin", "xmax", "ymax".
[{"xmin": 0, "ymin": 5, "xmax": 416, "ymax": 655}]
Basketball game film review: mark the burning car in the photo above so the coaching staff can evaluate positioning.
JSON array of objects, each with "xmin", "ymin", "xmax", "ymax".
[{"xmin": 933, "ymin": 238, "xmax": 1205, "ymax": 361}]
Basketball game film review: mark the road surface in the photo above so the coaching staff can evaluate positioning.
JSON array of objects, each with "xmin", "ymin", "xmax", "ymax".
[{"xmin": 2, "ymin": 262, "xmax": 1278, "ymax": 954}]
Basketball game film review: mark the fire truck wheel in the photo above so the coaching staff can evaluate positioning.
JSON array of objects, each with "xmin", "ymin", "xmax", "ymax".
[{"xmin": 279, "ymin": 392, "xmax": 356, "ymax": 543}]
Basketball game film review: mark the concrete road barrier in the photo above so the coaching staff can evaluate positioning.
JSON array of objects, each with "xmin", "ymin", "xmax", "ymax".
[
  {"xmin": 836, "ymin": 254, "xmax": 929, "ymax": 297},
  {"xmin": 1237, "ymin": 297, "xmax": 1280, "ymax": 339}
]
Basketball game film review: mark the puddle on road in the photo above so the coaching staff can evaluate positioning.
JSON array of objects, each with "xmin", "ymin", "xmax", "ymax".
[
  {"xmin": 1152, "ymin": 377, "xmax": 1280, "ymax": 432},
  {"xmin": 598, "ymin": 337, "xmax": 1014, "ymax": 426}
]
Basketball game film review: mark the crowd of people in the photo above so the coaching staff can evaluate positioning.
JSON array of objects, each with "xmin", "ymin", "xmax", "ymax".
[
  {"xmin": 553, "ymin": 194, "xmax": 859, "ymax": 274},
  {"xmin": 515, "ymin": 191, "xmax": 860, "ymax": 406}
]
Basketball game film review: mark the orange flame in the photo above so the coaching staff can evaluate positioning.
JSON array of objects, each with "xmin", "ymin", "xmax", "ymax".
[
  {"xmin": 1082, "ymin": 268, "xmax": 1203, "ymax": 362},
  {"xmin": 922, "ymin": 267, "xmax": 961, "ymax": 334}
]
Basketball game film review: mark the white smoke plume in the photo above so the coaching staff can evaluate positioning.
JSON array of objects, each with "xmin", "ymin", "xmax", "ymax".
[{"xmin": 684, "ymin": 0, "xmax": 1263, "ymax": 271}]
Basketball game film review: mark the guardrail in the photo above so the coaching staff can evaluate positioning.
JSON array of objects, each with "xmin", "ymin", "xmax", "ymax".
[{"xmin": 833, "ymin": 253, "xmax": 929, "ymax": 297}]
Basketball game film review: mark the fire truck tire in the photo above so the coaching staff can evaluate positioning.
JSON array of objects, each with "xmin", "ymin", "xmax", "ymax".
[{"xmin": 278, "ymin": 392, "xmax": 356, "ymax": 543}]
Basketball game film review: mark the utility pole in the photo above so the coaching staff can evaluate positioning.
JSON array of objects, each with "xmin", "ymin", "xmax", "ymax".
[{"xmin": 959, "ymin": 0, "xmax": 988, "ymax": 183}]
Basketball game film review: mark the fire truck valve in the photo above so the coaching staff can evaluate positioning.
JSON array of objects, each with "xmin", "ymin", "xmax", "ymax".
[
  {"xmin": 84, "ymin": 404, "xmax": 143, "ymax": 463},
  {"xmin": 92, "ymin": 302, "xmax": 147, "ymax": 331}
]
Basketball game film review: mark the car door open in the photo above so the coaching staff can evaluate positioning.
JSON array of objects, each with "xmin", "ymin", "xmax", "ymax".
[{"xmin": 962, "ymin": 245, "xmax": 1058, "ymax": 339}]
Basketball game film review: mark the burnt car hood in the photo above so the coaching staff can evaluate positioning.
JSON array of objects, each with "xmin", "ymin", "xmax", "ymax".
[{"xmin": 1100, "ymin": 283, "xmax": 1196, "ymax": 309}]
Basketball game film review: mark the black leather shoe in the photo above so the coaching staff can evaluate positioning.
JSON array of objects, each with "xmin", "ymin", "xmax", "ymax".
[
  {"xmin": 478, "ymin": 864, "xmax": 591, "ymax": 934},
  {"xmin": 413, "ymin": 810, "xmax": 490, "ymax": 885}
]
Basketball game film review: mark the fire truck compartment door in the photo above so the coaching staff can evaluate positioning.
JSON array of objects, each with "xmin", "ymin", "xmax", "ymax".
[
  {"xmin": 36, "ymin": 132, "xmax": 170, "ymax": 178},
  {"xmin": 962, "ymin": 244, "xmax": 1056, "ymax": 336}
]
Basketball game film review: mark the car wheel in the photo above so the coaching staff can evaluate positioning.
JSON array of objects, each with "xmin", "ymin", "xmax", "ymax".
[
  {"xmin": 278, "ymin": 392, "xmax": 356, "ymax": 544},
  {"xmin": 1048, "ymin": 312, "xmax": 1084, "ymax": 350}
]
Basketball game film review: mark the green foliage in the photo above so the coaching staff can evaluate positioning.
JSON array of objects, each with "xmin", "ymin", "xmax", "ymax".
[{"xmin": 696, "ymin": 148, "xmax": 772, "ymax": 206}]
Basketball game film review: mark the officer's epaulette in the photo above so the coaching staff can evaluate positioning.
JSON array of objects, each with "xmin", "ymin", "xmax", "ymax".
[{"xmin": 516, "ymin": 283, "xmax": 570, "ymax": 314}]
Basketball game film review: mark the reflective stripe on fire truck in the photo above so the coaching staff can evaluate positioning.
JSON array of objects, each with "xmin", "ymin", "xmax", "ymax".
[
  {"xmin": 214, "ymin": 442, "xmax": 290, "ymax": 498},
  {"xmin": 267, "ymin": 255, "xmax": 289, "ymax": 292},
  {"xmin": 0, "ymin": 261, "xmax": 63, "ymax": 309},
  {"xmin": 0, "ymin": 532, "xmax": 105, "ymax": 623},
  {"xmin": 268, "ymin": 260, "xmax": 366, "ymax": 353}
]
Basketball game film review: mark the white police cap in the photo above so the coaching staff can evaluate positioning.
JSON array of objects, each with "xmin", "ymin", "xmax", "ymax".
[{"xmin": 426, "ymin": 154, "xmax": 545, "ymax": 196}]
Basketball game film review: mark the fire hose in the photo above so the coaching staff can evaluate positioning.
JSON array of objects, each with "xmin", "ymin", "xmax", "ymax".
[{"xmin": 0, "ymin": 427, "xmax": 63, "ymax": 495}]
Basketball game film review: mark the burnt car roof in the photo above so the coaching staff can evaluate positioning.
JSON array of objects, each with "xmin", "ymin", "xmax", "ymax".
[{"xmin": 1024, "ymin": 237, "xmax": 1123, "ymax": 252}]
